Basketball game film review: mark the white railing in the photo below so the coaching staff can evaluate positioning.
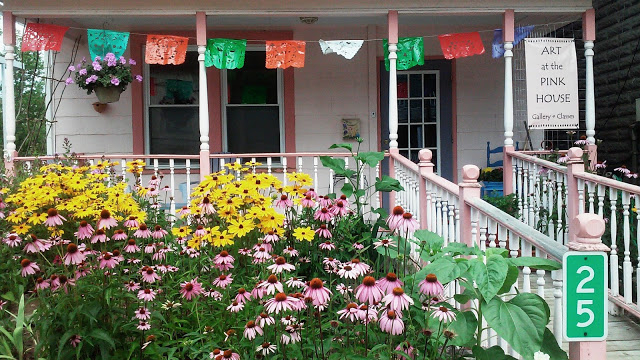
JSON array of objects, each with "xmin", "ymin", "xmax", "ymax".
[{"xmin": 507, "ymin": 148, "xmax": 640, "ymax": 318}]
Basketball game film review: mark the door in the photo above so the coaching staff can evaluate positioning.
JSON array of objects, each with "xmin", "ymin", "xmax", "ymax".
[{"xmin": 380, "ymin": 59, "xmax": 453, "ymax": 180}]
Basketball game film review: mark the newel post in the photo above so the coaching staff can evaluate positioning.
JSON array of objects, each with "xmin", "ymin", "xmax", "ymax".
[
  {"xmin": 3, "ymin": 11, "xmax": 16, "ymax": 175},
  {"xmin": 567, "ymin": 147, "xmax": 584, "ymax": 243},
  {"xmin": 459, "ymin": 165, "xmax": 482, "ymax": 247},
  {"xmin": 568, "ymin": 213, "xmax": 610, "ymax": 360},
  {"xmin": 196, "ymin": 11, "xmax": 210, "ymax": 180},
  {"xmin": 418, "ymin": 149, "xmax": 435, "ymax": 230}
]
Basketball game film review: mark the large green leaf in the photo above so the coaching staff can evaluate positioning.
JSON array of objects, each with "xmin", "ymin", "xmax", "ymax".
[
  {"xmin": 319, "ymin": 156, "xmax": 356, "ymax": 177},
  {"xmin": 418, "ymin": 256, "xmax": 459, "ymax": 284},
  {"xmin": 509, "ymin": 293, "xmax": 550, "ymax": 341},
  {"xmin": 472, "ymin": 345, "xmax": 518, "ymax": 360},
  {"xmin": 374, "ymin": 175, "xmax": 404, "ymax": 192},
  {"xmin": 482, "ymin": 294, "xmax": 548, "ymax": 356},
  {"xmin": 88, "ymin": 329, "xmax": 115, "ymax": 350},
  {"xmin": 535, "ymin": 328, "xmax": 568, "ymax": 360},
  {"xmin": 413, "ymin": 229, "xmax": 444, "ymax": 253},
  {"xmin": 341, "ymin": 182, "xmax": 354, "ymax": 197},
  {"xmin": 13, "ymin": 295, "xmax": 24, "ymax": 356},
  {"xmin": 356, "ymin": 151, "xmax": 385, "ymax": 167},
  {"xmin": 507, "ymin": 257, "xmax": 562, "ymax": 271},
  {"xmin": 470, "ymin": 255, "xmax": 508, "ymax": 301},
  {"xmin": 497, "ymin": 265, "xmax": 519, "ymax": 295},
  {"xmin": 328, "ymin": 143, "xmax": 353, "ymax": 152},
  {"xmin": 447, "ymin": 311, "xmax": 478, "ymax": 347}
]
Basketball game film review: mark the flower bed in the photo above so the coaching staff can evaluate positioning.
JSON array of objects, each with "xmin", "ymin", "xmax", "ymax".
[{"xmin": 0, "ymin": 144, "xmax": 565, "ymax": 359}]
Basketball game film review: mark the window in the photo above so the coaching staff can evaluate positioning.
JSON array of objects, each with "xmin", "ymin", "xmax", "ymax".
[
  {"xmin": 221, "ymin": 49, "xmax": 284, "ymax": 155},
  {"xmin": 144, "ymin": 48, "xmax": 200, "ymax": 155}
]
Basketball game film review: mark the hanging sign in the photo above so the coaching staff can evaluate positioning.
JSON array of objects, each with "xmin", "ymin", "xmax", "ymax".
[{"xmin": 525, "ymin": 38, "xmax": 579, "ymax": 129}]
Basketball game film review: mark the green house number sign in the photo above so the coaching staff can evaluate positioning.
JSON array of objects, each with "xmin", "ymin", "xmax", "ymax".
[{"xmin": 563, "ymin": 252, "xmax": 608, "ymax": 341}]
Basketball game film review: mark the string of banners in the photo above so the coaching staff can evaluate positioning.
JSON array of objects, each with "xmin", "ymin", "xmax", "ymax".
[{"xmin": 20, "ymin": 22, "xmax": 541, "ymax": 69}]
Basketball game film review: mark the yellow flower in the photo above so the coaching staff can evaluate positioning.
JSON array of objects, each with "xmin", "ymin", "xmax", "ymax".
[
  {"xmin": 293, "ymin": 226, "xmax": 315, "ymax": 242},
  {"xmin": 172, "ymin": 226, "xmax": 192, "ymax": 237},
  {"xmin": 227, "ymin": 218, "xmax": 255, "ymax": 238},
  {"xmin": 260, "ymin": 212, "xmax": 284, "ymax": 230},
  {"xmin": 245, "ymin": 161, "xmax": 262, "ymax": 167},
  {"xmin": 288, "ymin": 172, "xmax": 313, "ymax": 187},
  {"xmin": 210, "ymin": 230, "xmax": 234, "ymax": 247},
  {"xmin": 126, "ymin": 159, "xmax": 146, "ymax": 174},
  {"xmin": 13, "ymin": 223, "xmax": 31, "ymax": 235},
  {"xmin": 187, "ymin": 236, "xmax": 204, "ymax": 250},
  {"xmin": 27, "ymin": 212, "xmax": 48, "ymax": 225},
  {"xmin": 224, "ymin": 162, "xmax": 243, "ymax": 171}
]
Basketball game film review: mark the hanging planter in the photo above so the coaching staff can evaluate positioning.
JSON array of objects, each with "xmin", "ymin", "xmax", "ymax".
[{"xmin": 94, "ymin": 86, "xmax": 122, "ymax": 104}]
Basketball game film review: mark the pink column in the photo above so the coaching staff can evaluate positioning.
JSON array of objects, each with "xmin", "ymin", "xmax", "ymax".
[
  {"xmin": 418, "ymin": 149, "xmax": 435, "ymax": 230},
  {"xmin": 568, "ymin": 213, "xmax": 610, "ymax": 360},
  {"xmin": 459, "ymin": 165, "xmax": 481, "ymax": 248},
  {"xmin": 566, "ymin": 147, "xmax": 584, "ymax": 243},
  {"xmin": 586, "ymin": 143, "xmax": 598, "ymax": 170},
  {"xmin": 503, "ymin": 145, "xmax": 514, "ymax": 195}
]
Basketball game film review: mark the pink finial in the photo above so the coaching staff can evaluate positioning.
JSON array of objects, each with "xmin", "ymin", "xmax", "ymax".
[
  {"xmin": 418, "ymin": 149, "xmax": 432, "ymax": 163},
  {"xmin": 462, "ymin": 165, "xmax": 480, "ymax": 183},
  {"xmin": 567, "ymin": 147, "xmax": 583, "ymax": 161},
  {"xmin": 568, "ymin": 213, "xmax": 610, "ymax": 251}
]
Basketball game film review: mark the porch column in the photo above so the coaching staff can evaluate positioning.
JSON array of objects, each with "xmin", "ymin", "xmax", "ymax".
[
  {"xmin": 583, "ymin": 8, "xmax": 596, "ymax": 145},
  {"xmin": 3, "ymin": 12, "xmax": 16, "ymax": 172},
  {"xmin": 502, "ymin": 10, "xmax": 515, "ymax": 194},
  {"xmin": 196, "ymin": 11, "xmax": 210, "ymax": 180},
  {"xmin": 387, "ymin": 10, "xmax": 399, "ymax": 152}
]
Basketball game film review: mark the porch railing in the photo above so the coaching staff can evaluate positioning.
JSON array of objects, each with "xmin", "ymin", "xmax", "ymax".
[
  {"xmin": 390, "ymin": 149, "xmax": 574, "ymax": 355},
  {"xmin": 507, "ymin": 147, "xmax": 640, "ymax": 318}
]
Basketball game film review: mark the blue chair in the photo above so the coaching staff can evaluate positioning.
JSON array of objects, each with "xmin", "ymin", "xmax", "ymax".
[{"xmin": 487, "ymin": 141, "xmax": 504, "ymax": 168}]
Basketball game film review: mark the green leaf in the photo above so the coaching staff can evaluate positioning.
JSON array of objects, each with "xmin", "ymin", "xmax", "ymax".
[
  {"xmin": 509, "ymin": 293, "xmax": 550, "ymax": 341},
  {"xmin": 535, "ymin": 328, "xmax": 568, "ymax": 360},
  {"xmin": 442, "ymin": 242, "xmax": 481, "ymax": 257},
  {"xmin": 413, "ymin": 229, "xmax": 444, "ymax": 253},
  {"xmin": 88, "ymin": 329, "xmax": 115, "ymax": 350},
  {"xmin": 356, "ymin": 151, "xmax": 385, "ymax": 167},
  {"xmin": 472, "ymin": 345, "xmax": 518, "ymax": 360},
  {"xmin": 355, "ymin": 189, "xmax": 366, "ymax": 198},
  {"xmin": 507, "ymin": 257, "xmax": 562, "ymax": 271},
  {"xmin": 453, "ymin": 288, "xmax": 477, "ymax": 305},
  {"xmin": 375, "ymin": 175, "xmax": 404, "ymax": 192},
  {"xmin": 341, "ymin": 182, "xmax": 354, "ymax": 197},
  {"xmin": 319, "ymin": 156, "xmax": 347, "ymax": 176},
  {"xmin": 328, "ymin": 143, "xmax": 353, "ymax": 152},
  {"xmin": 418, "ymin": 256, "xmax": 459, "ymax": 284},
  {"xmin": 12, "ymin": 295, "xmax": 24, "ymax": 356},
  {"xmin": 486, "ymin": 247, "xmax": 509, "ymax": 258},
  {"xmin": 472, "ymin": 255, "xmax": 508, "ymax": 301},
  {"xmin": 447, "ymin": 311, "xmax": 478, "ymax": 347},
  {"xmin": 497, "ymin": 265, "xmax": 519, "ymax": 295},
  {"xmin": 482, "ymin": 294, "xmax": 548, "ymax": 356}
]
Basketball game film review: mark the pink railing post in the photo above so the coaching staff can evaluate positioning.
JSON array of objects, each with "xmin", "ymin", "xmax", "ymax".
[
  {"xmin": 459, "ymin": 165, "xmax": 481, "ymax": 247},
  {"xmin": 418, "ymin": 149, "xmax": 435, "ymax": 230},
  {"xmin": 568, "ymin": 213, "xmax": 610, "ymax": 360},
  {"xmin": 388, "ymin": 149, "xmax": 398, "ymax": 209},
  {"xmin": 503, "ymin": 145, "xmax": 514, "ymax": 195},
  {"xmin": 567, "ymin": 147, "xmax": 584, "ymax": 243},
  {"xmin": 586, "ymin": 143, "xmax": 598, "ymax": 170}
]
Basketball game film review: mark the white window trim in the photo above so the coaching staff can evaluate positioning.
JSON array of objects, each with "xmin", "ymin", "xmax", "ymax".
[{"xmin": 220, "ymin": 45, "xmax": 285, "ymax": 154}]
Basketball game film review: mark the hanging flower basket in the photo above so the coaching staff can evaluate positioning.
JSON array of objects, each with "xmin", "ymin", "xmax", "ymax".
[{"xmin": 94, "ymin": 86, "xmax": 122, "ymax": 103}]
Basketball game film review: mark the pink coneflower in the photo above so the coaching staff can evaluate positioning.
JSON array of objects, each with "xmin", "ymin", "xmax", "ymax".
[
  {"xmin": 387, "ymin": 206, "xmax": 405, "ymax": 230},
  {"xmin": 0, "ymin": 300, "xmax": 6, "ymax": 310},
  {"xmin": 337, "ymin": 264, "xmax": 359, "ymax": 279},
  {"xmin": 3, "ymin": 233, "xmax": 21, "ymax": 247},
  {"xmin": 69, "ymin": 335, "xmax": 82, "ymax": 348},
  {"xmin": 35, "ymin": 277, "xmax": 50, "ymax": 291},
  {"xmin": 23, "ymin": 234, "xmax": 49, "ymax": 253},
  {"xmin": 595, "ymin": 160, "xmax": 607, "ymax": 170},
  {"xmin": 180, "ymin": 278, "xmax": 203, "ymax": 300},
  {"xmin": 226, "ymin": 301, "xmax": 244, "ymax": 313},
  {"xmin": 137, "ymin": 321, "xmax": 151, "ymax": 331},
  {"xmin": 377, "ymin": 272, "xmax": 404, "ymax": 294},
  {"xmin": 318, "ymin": 241, "xmax": 335, "ymax": 251},
  {"xmin": 336, "ymin": 283, "xmax": 353, "ymax": 295},
  {"xmin": 123, "ymin": 239, "xmax": 140, "ymax": 253},
  {"xmin": 303, "ymin": 278, "xmax": 332, "ymax": 306},
  {"xmin": 97, "ymin": 209, "xmax": 118, "ymax": 229},
  {"xmin": 243, "ymin": 320, "xmax": 264, "ymax": 340},
  {"xmin": 432, "ymin": 306, "xmax": 457, "ymax": 323},
  {"xmin": 134, "ymin": 307, "xmax": 151, "ymax": 320},
  {"xmin": 56, "ymin": 274, "xmax": 75, "ymax": 293},
  {"xmin": 256, "ymin": 312, "xmax": 275, "ymax": 328},
  {"xmin": 347, "ymin": 258, "xmax": 371, "ymax": 276},
  {"xmin": 397, "ymin": 212, "xmax": 419, "ymax": 234},
  {"xmin": 331, "ymin": 199, "xmax": 349, "ymax": 216},
  {"xmin": 383, "ymin": 287, "xmax": 414, "ymax": 312},
  {"xmin": 267, "ymin": 256, "xmax": 296, "ymax": 274},
  {"xmin": 63, "ymin": 243, "xmax": 86, "ymax": 265},
  {"xmin": 192, "ymin": 225, "xmax": 206, "ymax": 238},
  {"xmin": 177, "ymin": 206, "xmax": 190, "ymax": 217},
  {"xmin": 300, "ymin": 195, "xmax": 315, "ymax": 208},
  {"xmin": 251, "ymin": 281, "xmax": 268, "ymax": 299},
  {"xmin": 305, "ymin": 188, "xmax": 319, "ymax": 199},
  {"xmin": 557, "ymin": 155, "xmax": 570, "ymax": 164},
  {"xmin": 44, "ymin": 208, "xmax": 66, "ymax": 226},
  {"xmin": 253, "ymin": 247, "xmax": 271, "ymax": 264},
  {"xmin": 315, "ymin": 224, "xmax": 332, "ymax": 239},
  {"xmin": 112, "ymin": 229, "xmax": 127, "ymax": 241},
  {"xmin": 199, "ymin": 197, "xmax": 216, "ymax": 215},
  {"xmin": 99, "ymin": 252, "xmax": 118, "ymax": 269},
  {"xmin": 144, "ymin": 243, "xmax": 156, "ymax": 254},
  {"xmin": 396, "ymin": 341, "xmax": 416, "ymax": 359},
  {"xmin": 214, "ymin": 250, "xmax": 235, "ymax": 265},
  {"xmin": 141, "ymin": 266, "xmax": 161, "ymax": 283},
  {"xmin": 138, "ymin": 288, "xmax": 156, "ymax": 301},
  {"xmin": 355, "ymin": 276, "xmax": 385, "ymax": 304},
  {"xmin": 134, "ymin": 224, "xmax": 152, "ymax": 238},
  {"xmin": 322, "ymin": 257, "xmax": 340, "ymax": 270},
  {"xmin": 358, "ymin": 304, "xmax": 378, "ymax": 324},
  {"xmin": 286, "ymin": 277, "xmax": 306, "ymax": 289},
  {"xmin": 218, "ymin": 350, "xmax": 240, "ymax": 360},
  {"xmin": 204, "ymin": 289, "xmax": 222, "ymax": 300},
  {"xmin": 373, "ymin": 238, "xmax": 395, "ymax": 249},
  {"xmin": 418, "ymin": 273, "xmax": 444, "ymax": 297},
  {"xmin": 281, "ymin": 326, "xmax": 302, "ymax": 345},
  {"xmin": 234, "ymin": 288, "xmax": 252, "ymax": 304},
  {"xmin": 263, "ymin": 230, "xmax": 280, "ymax": 243},
  {"xmin": 265, "ymin": 293, "xmax": 295, "ymax": 314},
  {"xmin": 151, "ymin": 225, "xmax": 168, "ymax": 239},
  {"xmin": 260, "ymin": 275, "xmax": 284, "ymax": 295},
  {"xmin": 213, "ymin": 273, "xmax": 234, "ymax": 289},
  {"xmin": 380, "ymin": 310, "xmax": 404, "ymax": 335},
  {"xmin": 90, "ymin": 229, "xmax": 109, "ymax": 244},
  {"xmin": 352, "ymin": 242, "xmax": 364, "ymax": 250},
  {"xmin": 337, "ymin": 303, "xmax": 361, "ymax": 322},
  {"xmin": 318, "ymin": 195, "xmax": 332, "ymax": 207},
  {"xmin": 125, "ymin": 281, "xmax": 140, "ymax": 292},
  {"xmin": 290, "ymin": 293, "xmax": 307, "ymax": 311},
  {"xmin": 256, "ymin": 342, "xmax": 277, "ymax": 356},
  {"xmin": 274, "ymin": 194, "xmax": 293, "ymax": 209},
  {"xmin": 75, "ymin": 221, "xmax": 94, "ymax": 240},
  {"xmin": 124, "ymin": 216, "xmax": 139, "ymax": 228},
  {"xmin": 282, "ymin": 247, "xmax": 299, "ymax": 257},
  {"xmin": 314, "ymin": 207, "xmax": 333, "ymax": 222},
  {"xmin": 20, "ymin": 259, "xmax": 39, "ymax": 277},
  {"xmin": 253, "ymin": 241, "xmax": 273, "ymax": 253}
]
